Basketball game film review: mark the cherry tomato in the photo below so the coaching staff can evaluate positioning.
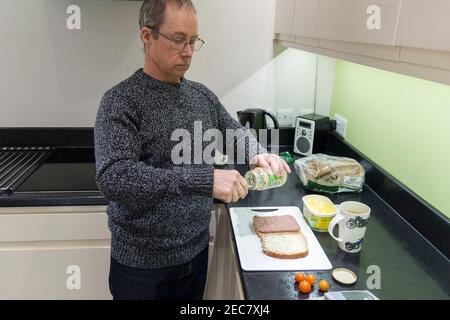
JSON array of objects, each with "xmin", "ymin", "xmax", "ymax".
[
  {"xmin": 295, "ymin": 272, "xmax": 306, "ymax": 283},
  {"xmin": 319, "ymin": 279, "xmax": 330, "ymax": 292},
  {"xmin": 305, "ymin": 274, "xmax": 316, "ymax": 285},
  {"xmin": 299, "ymin": 280, "xmax": 312, "ymax": 294}
]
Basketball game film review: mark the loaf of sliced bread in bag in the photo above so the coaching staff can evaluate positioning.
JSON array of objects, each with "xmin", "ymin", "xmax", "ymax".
[{"xmin": 260, "ymin": 232, "xmax": 309, "ymax": 259}]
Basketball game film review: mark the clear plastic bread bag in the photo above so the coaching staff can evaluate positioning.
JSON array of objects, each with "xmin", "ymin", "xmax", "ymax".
[{"xmin": 294, "ymin": 154, "xmax": 365, "ymax": 193}]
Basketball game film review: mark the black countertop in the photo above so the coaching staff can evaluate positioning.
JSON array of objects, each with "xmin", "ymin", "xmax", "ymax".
[
  {"xmin": 1, "ymin": 128, "xmax": 449, "ymax": 300},
  {"xmin": 226, "ymin": 163, "xmax": 450, "ymax": 300},
  {"xmin": 0, "ymin": 191, "xmax": 108, "ymax": 207},
  {"xmin": 0, "ymin": 148, "xmax": 107, "ymax": 207},
  {"xmin": 2, "ymin": 161, "xmax": 448, "ymax": 299}
]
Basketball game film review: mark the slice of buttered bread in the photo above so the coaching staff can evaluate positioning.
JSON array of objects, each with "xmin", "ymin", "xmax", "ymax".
[{"xmin": 261, "ymin": 232, "xmax": 309, "ymax": 259}]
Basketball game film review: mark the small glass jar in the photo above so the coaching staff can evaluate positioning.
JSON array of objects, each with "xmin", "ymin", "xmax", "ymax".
[{"xmin": 244, "ymin": 167, "xmax": 288, "ymax": 191}]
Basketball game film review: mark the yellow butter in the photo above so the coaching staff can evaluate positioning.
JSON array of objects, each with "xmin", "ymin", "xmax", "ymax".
[{"xmin": 305, "ymin": 197, "xmax": 335, "ymax": 214}]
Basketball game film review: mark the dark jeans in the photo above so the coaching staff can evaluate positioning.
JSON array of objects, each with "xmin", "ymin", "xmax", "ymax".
[{"xmin": 109, "ymin": 246, "xmax": 208, "ymax": 300}]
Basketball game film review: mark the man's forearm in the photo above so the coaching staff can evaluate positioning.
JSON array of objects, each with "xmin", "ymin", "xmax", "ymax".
[{"xmin": 96, "ymin": 159, "xmax": 214, "ymax": 206}]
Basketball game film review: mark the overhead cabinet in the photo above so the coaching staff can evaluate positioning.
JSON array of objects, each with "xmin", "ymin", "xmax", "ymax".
[
  {"xmin": 317, "ymin": 0, "xmax": 401, "ymax": 46},
  {"xmin": 293, "ymin": 0, "xmax": 319, "ymax": 39},
  {"xmin": 274, "ymin": 0, "xmax": 450, "ymax": 86},
  {"xmin": 276, "ymin": 0, "xmax": 320, "ymax": 45},
  {"xmin": 396, "ymin": 0, "xmax": 450, "ymax": 52},
  {"xmin": 274, "ymin": 0, "xmax": 296, "ymax": 35}
]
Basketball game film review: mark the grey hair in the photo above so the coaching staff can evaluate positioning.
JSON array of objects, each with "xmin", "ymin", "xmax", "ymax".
[{"xmin": 139, "ymin": 0, "xmax": 196, "ymax": 38}]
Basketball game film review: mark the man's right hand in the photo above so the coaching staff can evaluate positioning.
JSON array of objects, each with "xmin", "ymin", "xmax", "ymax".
[{"xmin": 213, "ymin": 169, "xmax": 248, "ymax": 203}]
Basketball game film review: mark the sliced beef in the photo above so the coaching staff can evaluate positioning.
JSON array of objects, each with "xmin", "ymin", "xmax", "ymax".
[{"xmin": 253, "ymin": 215, "xmax": 300, "ymax": 235}]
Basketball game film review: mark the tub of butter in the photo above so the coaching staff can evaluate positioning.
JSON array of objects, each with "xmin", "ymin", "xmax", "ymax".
[{"xmin": 302, "ymin": 195, "xmax": 337, "ymax": 232}]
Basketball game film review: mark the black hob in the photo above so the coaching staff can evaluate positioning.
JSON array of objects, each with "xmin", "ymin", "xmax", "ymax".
[{"xmin": 14, "ymin": 147, "xmax": 98, "ymax": 193}]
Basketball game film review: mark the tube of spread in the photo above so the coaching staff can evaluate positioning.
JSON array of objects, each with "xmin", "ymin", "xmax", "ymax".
[{"xmin": 245, "ymin": 167, "xmax": 287, "ymax": 191}]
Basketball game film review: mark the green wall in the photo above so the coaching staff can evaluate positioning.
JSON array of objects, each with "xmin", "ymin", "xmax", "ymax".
[{"xmin": 330, "ymin": 60, "xmax": 450, "ymax": 218}]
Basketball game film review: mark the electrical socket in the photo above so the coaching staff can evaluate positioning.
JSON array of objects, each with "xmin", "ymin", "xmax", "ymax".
[
  {"xmin": 277, "ymin": 109, "xmax": 296, "ymax": 127},
  {"xmin": 334, "ymin": 113, "xmax": 347, "ymax": 138}
]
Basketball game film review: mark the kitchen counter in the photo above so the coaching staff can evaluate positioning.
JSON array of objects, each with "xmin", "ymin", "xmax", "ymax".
[
  {"xmin": 0, "ymin": 145, "xmax": 107, "ymax": 207},
  {"xmin": 1, "ymin": 127, "xmax": 449, "ymax": 300},
  {"xmin": 2, "ymin": 160, "xmax": 449, "ymax": 300},
  {"xmin": 3, "ymin": 162, "xmax": 448, "ymax": 300},
  {"xmin": 226, "ymin": 162, "xmax": 450, "ymax": 300},
  {"xmin": 0, "ymin": 191, "xmax": 108, "ymax": 207}
]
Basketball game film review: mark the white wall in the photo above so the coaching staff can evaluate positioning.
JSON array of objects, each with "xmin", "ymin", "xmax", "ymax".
[
  {"xmin": 0, "ymin": 0, "xmax": 143, "ymax": 127},
  {"xmin": 0, "ymin": 0, "xmax": 334, "ymax": 127},
  {"xmin": 190, "ymin": 0, "xmax": 336, "ymax": 122},
  {"xmin": 316, "ymin": 55, "xmax": 336, "ymax": 117}
]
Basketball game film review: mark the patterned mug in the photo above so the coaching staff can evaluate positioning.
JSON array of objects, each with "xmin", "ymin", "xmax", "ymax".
[{"xmin": 328, "ymin": 201, "xmax": 371, "ymax": 253}]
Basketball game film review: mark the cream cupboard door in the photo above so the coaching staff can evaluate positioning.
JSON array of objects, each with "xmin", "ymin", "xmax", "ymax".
[
  {"xmin": 0, "ymin": 206, "xmax": 112, "ymax": 300},
  {"xmin": 0, "ymin": 242, "xmax": 111, "ymax": 300},
  {"xmin": 203, "ymin": 205, "xmax": 244, "ymax": 300},
  {"xmin": 317, "ymin": 0, "xmax": 401, "ymax": 46},
  {"xmin": 274, "ymin": 0, "xmax": 296, "ymax": 35},
  {"xmin": 396, "ymin": 0, "xmax": 450, "ymax": 52},
  {"xmin": 293, "ymin": 0, "xmax": 320, "ymax": 38}
]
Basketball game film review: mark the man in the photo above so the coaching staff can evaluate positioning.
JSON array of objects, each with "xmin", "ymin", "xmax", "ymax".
[{"xmin": 94, "ymin": 0, "xmax": 290, "ymax": 300}]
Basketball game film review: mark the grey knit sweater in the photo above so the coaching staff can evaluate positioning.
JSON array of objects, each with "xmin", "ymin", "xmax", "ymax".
[{"xmin": 95, "ymin": 69, "xmax": 264, "ymax": 269}]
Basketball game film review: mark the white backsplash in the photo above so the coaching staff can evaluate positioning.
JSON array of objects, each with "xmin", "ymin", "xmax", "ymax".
[{"xmin": 0, "ymin": 0, "xmax": 334, "ymax": 127}]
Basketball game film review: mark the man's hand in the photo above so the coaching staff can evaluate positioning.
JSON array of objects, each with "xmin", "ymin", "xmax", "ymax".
[
  {"xmin": 249, "ymin": 153, "xmax": 292, "ymax": 176},
  {"xmin": 213, "ymin": 169, "xmax": 248, "ymax": 203}
]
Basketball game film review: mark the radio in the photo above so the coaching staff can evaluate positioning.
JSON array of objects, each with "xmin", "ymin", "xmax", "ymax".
[{"xmin": 294, "ymin": 114, "xmax": 336, "ymax": 156}]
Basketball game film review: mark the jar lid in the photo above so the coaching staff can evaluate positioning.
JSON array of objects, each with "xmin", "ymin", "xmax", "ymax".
[{"xmin": 332, "ymin": 268, "xmax": 358, "ymax": 285}]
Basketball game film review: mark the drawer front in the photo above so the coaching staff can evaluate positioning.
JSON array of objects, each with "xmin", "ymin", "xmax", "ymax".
[
  {"xmin": 0, "ymin": 240, "xmax": 111, "ymax": 299},
  {"xmin": 317, "ymin": 0, "xmax": 401, "ymax": 46},
  {"xmin": 0, "ymin": 206, "xmax": 110, "ymax": 242}
]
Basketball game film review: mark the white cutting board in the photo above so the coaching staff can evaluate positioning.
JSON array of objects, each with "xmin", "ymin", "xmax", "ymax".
[{"xmin": 229, "ymin": 206, "xmax": 332, "ymax": 271}]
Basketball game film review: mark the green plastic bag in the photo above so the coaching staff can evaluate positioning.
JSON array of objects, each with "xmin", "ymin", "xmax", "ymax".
[{"xmin": 280, "ymin": 151, "xmax": 294, "ymax": 164}]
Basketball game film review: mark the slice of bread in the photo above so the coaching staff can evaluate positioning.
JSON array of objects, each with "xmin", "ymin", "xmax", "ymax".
[
  {"xmin": 260, "ymin": 232, "xmax": 309, "ymax": 259},
  {"xmin": 253, "ymin": 215, "xmax": 300, "ymax": 237}
]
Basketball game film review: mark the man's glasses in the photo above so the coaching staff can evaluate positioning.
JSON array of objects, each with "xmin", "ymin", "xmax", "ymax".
[{"xmin": 147, "ymin": 26, "xmax": 205, "ymax": 51}]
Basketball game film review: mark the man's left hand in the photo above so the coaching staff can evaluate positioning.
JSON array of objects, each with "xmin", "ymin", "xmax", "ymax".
[{"xmin": 249, "ymin": 153, "xmax": 291, "ymax": 177}]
